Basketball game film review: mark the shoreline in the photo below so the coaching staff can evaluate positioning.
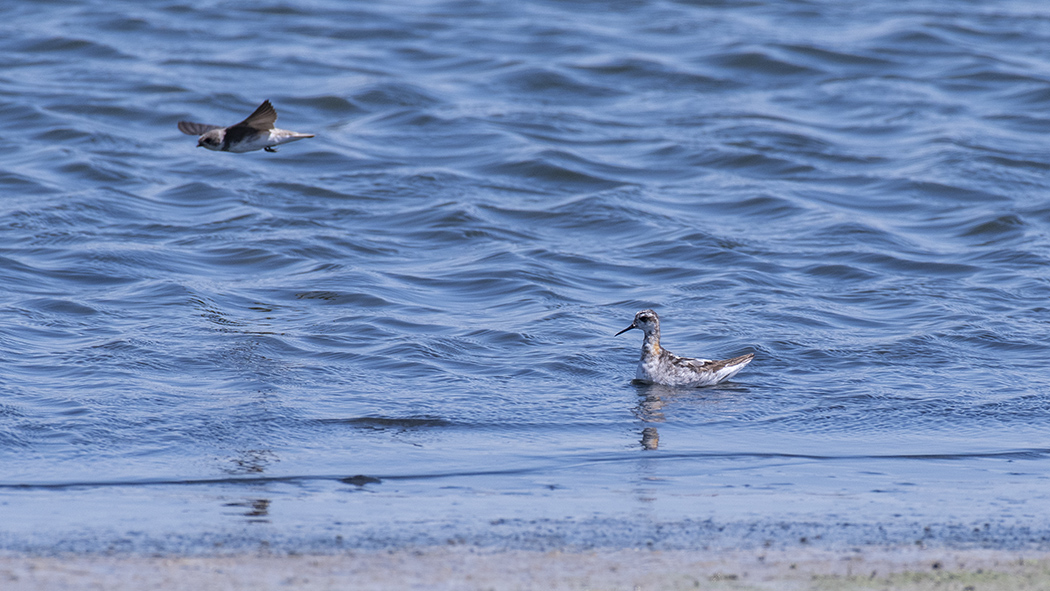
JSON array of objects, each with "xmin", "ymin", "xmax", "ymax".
[{"xmin": 4, "ymin": 546, "xmax": 1050, "ymax": 590}]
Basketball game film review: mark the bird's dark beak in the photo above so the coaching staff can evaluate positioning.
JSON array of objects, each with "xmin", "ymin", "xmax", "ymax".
[
  {"xmin": 614, "ymin": 323, "xmax": 636, "ymax": 336},
  {"xmin": 196, "ymin": 143, "xmax": 203, "ymax": 148}
]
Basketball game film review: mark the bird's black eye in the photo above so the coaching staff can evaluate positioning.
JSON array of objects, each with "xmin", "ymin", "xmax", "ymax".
[{"xmin": 638, "ymin": 315, "xmax": 652, "ymax": 322}]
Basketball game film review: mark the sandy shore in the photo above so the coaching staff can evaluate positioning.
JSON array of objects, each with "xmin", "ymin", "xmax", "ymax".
[{"xmin": 3, "ymin": 546, "xmax": 1050, "ymax": 590}]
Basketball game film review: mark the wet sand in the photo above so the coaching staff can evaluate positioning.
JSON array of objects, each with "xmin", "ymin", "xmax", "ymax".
[{"xmin": 3, "ymin": 547, "xmax": 1050, "ymax": 590}]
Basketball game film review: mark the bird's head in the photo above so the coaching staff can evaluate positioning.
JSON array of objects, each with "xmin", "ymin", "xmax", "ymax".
[{"xmin": 197, "ymin": 129, "xmax": 225, "ymax": 151}]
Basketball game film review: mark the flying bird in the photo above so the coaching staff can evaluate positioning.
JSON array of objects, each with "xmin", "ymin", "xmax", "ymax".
[{"xmin": 178, "ymin": 100, "xmax": 314, "ymax": 153}]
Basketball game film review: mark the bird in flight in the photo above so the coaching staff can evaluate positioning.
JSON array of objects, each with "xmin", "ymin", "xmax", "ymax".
[{"xmin": 178, "ymin": 100, "xmax": 314, "ymax": 153}]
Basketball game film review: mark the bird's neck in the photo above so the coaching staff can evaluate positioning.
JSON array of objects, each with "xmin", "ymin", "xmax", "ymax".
[{"xmin": 641, "ymin": 329, "xmax": 661, "ymax": 357}]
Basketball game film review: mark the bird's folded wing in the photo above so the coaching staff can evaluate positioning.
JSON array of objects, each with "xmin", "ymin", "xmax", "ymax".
[{"xmin": 178, "ymin": 121, "xmax": 223, "ymax": 135}]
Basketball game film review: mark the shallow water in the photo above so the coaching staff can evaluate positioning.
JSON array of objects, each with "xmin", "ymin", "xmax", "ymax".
[{"xmin": 2, "ymin": 0, "xmax": 1050, "ymax": 554}]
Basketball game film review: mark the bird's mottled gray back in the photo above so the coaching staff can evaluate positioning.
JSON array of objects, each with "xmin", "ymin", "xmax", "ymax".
[{"xmin": 671, "ymin": 353, "xmax": 754, "ymax": 374}]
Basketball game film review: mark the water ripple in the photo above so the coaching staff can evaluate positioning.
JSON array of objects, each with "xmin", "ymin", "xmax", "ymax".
[{"xmin": 2, "ymin": 0, "xmax": 1050, "ymax": 551}]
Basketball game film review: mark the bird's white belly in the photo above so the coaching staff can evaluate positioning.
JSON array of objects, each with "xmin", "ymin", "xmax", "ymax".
[{"xmin": 226, "ymin": 129, "xmax": 311, "ymax": 153}]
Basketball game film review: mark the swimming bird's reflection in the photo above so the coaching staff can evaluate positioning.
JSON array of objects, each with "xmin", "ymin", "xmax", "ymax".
[
  {"xmin": 220, "ymin": 449, "xmax": 277, "ymax": 523},
  {"xmin": 634, "ymin": 387, "xmax": 667, "ymax": 450},
  {"xmin": 634, "ymin": 388, "xmax": 666, "ymax": 422},
  {"xmin": 225, "ymin": 449, "xmax": 279, "ymax": 475},
  {"xmin": 632, "ymin": 383, "xmax": 746, "ymax": 450},
  {"xmin": 640, "ymin": 426, "xmax": 659, "ymax": 450},
  {"xmin": 223, "ymin": 498, "xmax": 271, "ymax": 522}
]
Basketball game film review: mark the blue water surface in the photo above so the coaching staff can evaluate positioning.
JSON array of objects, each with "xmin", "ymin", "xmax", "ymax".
[{"xmin": 2, "ymin": 0, "xmax": 1050, "ymax": 553}]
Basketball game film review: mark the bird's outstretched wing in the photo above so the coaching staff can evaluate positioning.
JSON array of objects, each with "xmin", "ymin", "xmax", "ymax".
[
  {"xmin": 234, "ymin": 100, "xmax": 278, "ymax": 131},
  {"xmin": 177, "ymin": 121, "xmax": 223, "ymax": 135}
]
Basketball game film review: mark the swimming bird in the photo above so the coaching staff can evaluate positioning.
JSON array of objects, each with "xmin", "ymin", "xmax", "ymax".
[
  {"xmin": 177, "ymin": 100, "xmax": 314, "ymax": 153},
  {"xmin": 615, "ymin": 309, "xmax": 753, "ymax": 387}
]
